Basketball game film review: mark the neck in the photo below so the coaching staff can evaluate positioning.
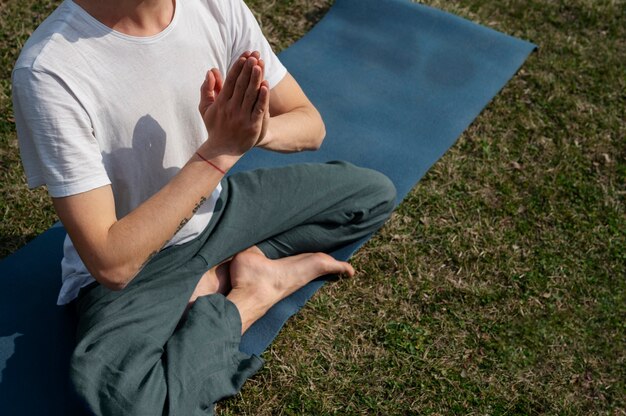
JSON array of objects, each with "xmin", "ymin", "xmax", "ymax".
[{"xmin": 73, "ymin": 0, "xmax": 175, "ymax": 36}]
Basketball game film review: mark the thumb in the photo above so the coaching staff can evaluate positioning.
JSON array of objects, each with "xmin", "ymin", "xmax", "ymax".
[
  {"xmin": 211, "ymin": 68, "xmax": 223, "ymax": 97},
  {"xmin": 199, "ymin": 69, "xmax": 218, "ymax": 114}
]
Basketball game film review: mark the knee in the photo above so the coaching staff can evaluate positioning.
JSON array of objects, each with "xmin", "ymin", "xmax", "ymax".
[
  {"xmin": 333, "ymin": 161, "xmax": 396, "ymax": 217},
  {"xmin": 366, "ymin": 171, "xmax": 396, "ymax": 226},
  {"xmin": 353, "ymin": 164, "xmax": 396, "ymax": 211},
  {"xmin": 367, "ymin": 169, "xmax": 397, "ymax": 215}
]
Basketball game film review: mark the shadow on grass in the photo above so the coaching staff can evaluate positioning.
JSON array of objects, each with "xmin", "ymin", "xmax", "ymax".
[
  {"xmin": 304, "ymin": 3, "xmax": 332, "ymax": 26},
  {"xmin": 0, "ymin": 234, "xmax": 41, "ymax": 260}
]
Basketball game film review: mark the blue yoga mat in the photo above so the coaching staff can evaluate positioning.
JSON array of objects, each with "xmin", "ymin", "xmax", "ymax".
[{"xmin": 0, "ymin": 0, "xmax": 535, "ymax": 413}]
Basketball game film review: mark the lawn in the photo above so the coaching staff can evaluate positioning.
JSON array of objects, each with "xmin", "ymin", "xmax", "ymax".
[{"xmin": 1, "ymin": 0, "xmax": 624, "ymax": 414}]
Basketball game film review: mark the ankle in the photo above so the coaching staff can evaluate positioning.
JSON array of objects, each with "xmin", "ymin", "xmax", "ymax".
[{"xmin": 226, "ymin": 288, "xmax": 270, "ymax": 334}]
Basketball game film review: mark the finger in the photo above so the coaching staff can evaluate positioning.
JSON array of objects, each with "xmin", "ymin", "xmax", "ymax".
[
  {"xmin": 260, "ymin": 80, "xmax": 270, "ymax": 96},
  {"xmin": 221, "ymin": 56, "xmax": 247, "ymax": 100},
  {"xmin": 261, "ymin": 80, "xmax": 270, "ymax": 116},
  {"xmin": 206, "ymin": 70, "xmax": 216, "ymax": 97},
  {"xmin": 232, "ymin": 57, "xmax": 256, "ymax": 105},
  {"xmin": 257, "ymin": 58, "xmax": 266, "ymax": 83},
  {"xmin": 199, "ymin": 70, "xmax": 217, "ymax": 113},
  {"xmin": 248, "ymin": 51, "xmax": 264, "ymax": 75},
  {"xmin": 251, "ymin": 81, "xmax": 270, "ymax": 121},
  {"xmin": 242, "ymin": 64, "xmax": 263, "ymax": 113},
  {"xmin": 211, "ymin": 68, "xmax": 223, "ymax": 96}
]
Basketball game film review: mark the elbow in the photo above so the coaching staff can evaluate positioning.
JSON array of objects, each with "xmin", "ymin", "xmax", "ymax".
[
  {"xmin": 93, "ymin": 265, "xmax": 134, "ymax": 291},
  {"xmin": 316, "ymin": 120, "xmax": 326, "ymax": 149},
  {"xmin": 103, "ymin": 279, "xmax": 128, "ymax": 292},
  {"xmin": 305, "ymin": 114, "xmax": 326, "ymax": 151}
]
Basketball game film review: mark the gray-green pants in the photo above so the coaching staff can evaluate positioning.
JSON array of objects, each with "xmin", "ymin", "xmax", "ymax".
[{"xmin": 70, "ymin": 162, "xmax": 396, "ymax": 416}]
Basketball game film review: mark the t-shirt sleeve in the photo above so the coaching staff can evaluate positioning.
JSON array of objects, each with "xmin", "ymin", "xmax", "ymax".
[
  {"xmin": 226, "ymin": 0, "xmax": 287, "ymax": 88},
  {"xmin": 12, "ymin": 67, "xmax": 111, "ymax": 198}
]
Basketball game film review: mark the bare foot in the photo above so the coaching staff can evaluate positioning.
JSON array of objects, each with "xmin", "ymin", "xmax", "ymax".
[
  {"xmin": 187, "ymin": 261, "xmax": 231, "ymax": 308},
  {"xmin": 226, "ymin": 249, "xmax": 355, "ymax": 333},
  {"xmin": 186, "ymin": 247, "xmax": 263, "ymax": 309}
]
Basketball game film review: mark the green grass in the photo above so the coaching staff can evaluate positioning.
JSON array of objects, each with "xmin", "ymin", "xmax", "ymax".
[{"xmin": 1, "ymin": 0, "xmax": 625, "ymax": 414}]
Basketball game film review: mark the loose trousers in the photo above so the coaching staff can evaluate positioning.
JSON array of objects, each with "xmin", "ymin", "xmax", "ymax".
[{"xmin": 70, "ymin": 162, "xmax": 396, "ymax": 415}]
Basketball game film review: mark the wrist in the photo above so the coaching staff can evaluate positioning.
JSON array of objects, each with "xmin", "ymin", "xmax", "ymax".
[
  {"xmin": 195, "ymin": 152, "xmax": 227, "ymax": 174},
  {"xmin": 194, "ymin": 149, "xmax": 240, "ymax": 173}
]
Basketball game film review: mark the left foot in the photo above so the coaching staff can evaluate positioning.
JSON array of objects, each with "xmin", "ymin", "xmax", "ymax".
[{"xmin": 227, "ymin": 248, "xmax": 354, "ymax": 333}]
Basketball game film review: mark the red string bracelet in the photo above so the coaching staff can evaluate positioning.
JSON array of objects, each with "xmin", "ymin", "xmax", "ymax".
[{"xmin": 195, "ymin": 152, "xmax": 226, "ymax": 175}]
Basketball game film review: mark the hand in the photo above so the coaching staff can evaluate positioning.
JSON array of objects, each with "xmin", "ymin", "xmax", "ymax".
[
  {"xmin": 198, "ymin": 51, "xmax": 270, "ymax": 160},
  {"xmin": 198, "ymin": 51, "xmax": 266, "ymax": 114}
]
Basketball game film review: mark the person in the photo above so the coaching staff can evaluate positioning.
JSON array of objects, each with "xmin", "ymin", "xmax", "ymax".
[{"xmin": 12, "ymin": 0, "xmax": 396, "ymax": 414}]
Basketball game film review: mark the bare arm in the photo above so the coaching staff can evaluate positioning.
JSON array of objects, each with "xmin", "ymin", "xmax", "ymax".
[
  {"xmin": 53, "ymin": 53, "xmax": 268, "ymax": 291},
  {"xmin": 255, "ymin": 72, "xmax": 326, "ymax": 153},
  {"xmin": 52, "ymin": 156, "xmax": 226, "ymax": 291}
]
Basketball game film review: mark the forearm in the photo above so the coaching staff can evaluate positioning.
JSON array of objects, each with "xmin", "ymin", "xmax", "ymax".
[
  {"xmin": 74, "ymin": 153, "xmax": 237, "ymax": 290},
  {"xmin": 257, "ymin": 106, "xmax": 325, "ymax": 153}
]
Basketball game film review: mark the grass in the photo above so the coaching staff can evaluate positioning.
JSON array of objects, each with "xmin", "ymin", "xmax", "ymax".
[{"xmin": 1, "ymin": 0, "xmax": 625, "ymax": 414}]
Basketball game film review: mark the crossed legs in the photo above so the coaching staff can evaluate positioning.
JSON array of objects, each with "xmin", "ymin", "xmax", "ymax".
[
  {"xmin": 189, "ymin": 246, "xmax": 354, "ymax": 333},
  {"xmin": 71, "ymin": 162, "xmax": 396, "ymax": 415},
  {"xmin": 187, "ymin": 160, "xmax": 396, "ymax": 333}
]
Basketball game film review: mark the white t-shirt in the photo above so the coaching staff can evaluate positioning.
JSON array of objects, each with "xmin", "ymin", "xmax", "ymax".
[{"xmin": 12, "ymin": 0, "xmax": 287, "ymax": 305}]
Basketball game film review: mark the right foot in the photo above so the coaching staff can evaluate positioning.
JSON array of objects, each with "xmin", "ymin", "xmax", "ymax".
[{"xmin": 227, "ymin": 249, "xmax": 354, "ymax": 333}]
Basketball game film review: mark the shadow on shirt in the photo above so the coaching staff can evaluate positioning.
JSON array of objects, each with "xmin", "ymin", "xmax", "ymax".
[{"xmin": 105, "ymin": 114, "xmax": 180, "ymax": 219}]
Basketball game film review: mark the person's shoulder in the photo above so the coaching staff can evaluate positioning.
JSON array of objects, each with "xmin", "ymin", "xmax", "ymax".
[
  {"xmin": 192, "ymin": 0, "xmax": 249, "ymax": 20},
  {"xmin": 14, "ymin": 1, "xmax": 86, "ymax": 73},
  {"xmin": 180, "ymin": 0, "xmax": 237, "ymax": 35},
  {"xmin": 189, "ymin": 0, "xmax": 230, "ymax": 18}
]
